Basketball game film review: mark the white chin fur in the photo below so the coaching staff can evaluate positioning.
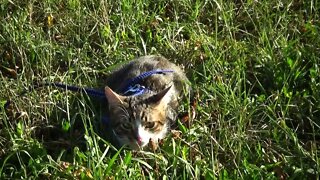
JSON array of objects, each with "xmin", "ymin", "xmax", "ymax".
[
  {"xmin": 138, "ymin": 124, "xmax": 168, "ymax": 147},
  {"xmin": 114, "ymin": 125, "xmax": 168, "ymax": 150}
]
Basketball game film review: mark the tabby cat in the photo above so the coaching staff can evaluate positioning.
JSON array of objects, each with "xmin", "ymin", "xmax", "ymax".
[
  {"xmin": 3, "ymin": 55, "xmax": 191, "ymax": 150},
  {"xmin": 103, "ymin": 55, "xmax": 191, "ymax": 149}
]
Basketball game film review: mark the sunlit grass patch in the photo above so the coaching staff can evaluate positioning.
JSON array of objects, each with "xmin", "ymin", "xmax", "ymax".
[{"xmin": 1, "ymin": 0, "xmax": 319, "ymax": 179}]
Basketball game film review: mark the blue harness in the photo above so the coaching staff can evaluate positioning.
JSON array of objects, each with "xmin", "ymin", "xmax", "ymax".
[
  {"xmin": 4, "ymin": 69, "xmax": 174, "ymax": 109},
  {"xmin": 50, "ymin": 69, "xmax": 173, "ymax": 98},
  {"xmin": 120, "ymin": 69, "xmax": 174, "ymax": 96}
]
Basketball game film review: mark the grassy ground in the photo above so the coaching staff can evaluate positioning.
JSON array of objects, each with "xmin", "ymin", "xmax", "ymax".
[{"xmin": 1, "ymin": 0, "xmax": 319, "ymax": 179}]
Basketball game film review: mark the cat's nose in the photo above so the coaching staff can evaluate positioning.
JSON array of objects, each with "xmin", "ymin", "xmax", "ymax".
[{"xmin": 137, "ymin": 136, "xmax": 143, "ymax": 145}]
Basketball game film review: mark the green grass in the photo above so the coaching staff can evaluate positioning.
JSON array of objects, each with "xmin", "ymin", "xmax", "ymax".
[{"xmin": 1, "ymin": 0, "xmax": 319, "ymax": 179}]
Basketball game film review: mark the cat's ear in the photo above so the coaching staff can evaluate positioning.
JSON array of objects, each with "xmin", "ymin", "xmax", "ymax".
[
  {"xmin": 151, "ymin": 85, "xmax": 172, "ymax": 108},
  {"xmin": 105, "ymin": 86, "xmax": 125, "ymax": 105}
]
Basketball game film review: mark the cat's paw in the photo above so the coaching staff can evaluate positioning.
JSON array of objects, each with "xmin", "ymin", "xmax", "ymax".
[{"xmin": 148, "ymin": 138, "xmax": 163, "ymax": 151}]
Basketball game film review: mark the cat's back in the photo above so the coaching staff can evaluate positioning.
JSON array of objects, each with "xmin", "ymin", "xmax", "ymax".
[{"xmin": 106, "ymin": 55, "xmax": 190, "ymax": 93}]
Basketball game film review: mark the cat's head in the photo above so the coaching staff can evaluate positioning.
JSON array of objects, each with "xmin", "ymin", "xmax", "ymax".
[{"xmin": 104, "ymin": 86, "xmax": 172, "ymax": 149}]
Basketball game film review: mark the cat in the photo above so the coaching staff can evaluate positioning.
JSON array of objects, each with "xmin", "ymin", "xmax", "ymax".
[
  {"xmin": 3, "ymin": 55, "xmax": 191, "ymax": 150},
  {"xmin": 102, "ymin": 55, "xmax": 191, "ymax": 149}
]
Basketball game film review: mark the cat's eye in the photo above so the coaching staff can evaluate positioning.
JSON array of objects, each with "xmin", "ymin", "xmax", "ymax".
[
  {"xmin": 145, "ymin": 122, "xmax": 156, "ymax": 129},
  {"xmin": 121, "ymin": 122, "xmax": 132, "ymax": 130}
]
